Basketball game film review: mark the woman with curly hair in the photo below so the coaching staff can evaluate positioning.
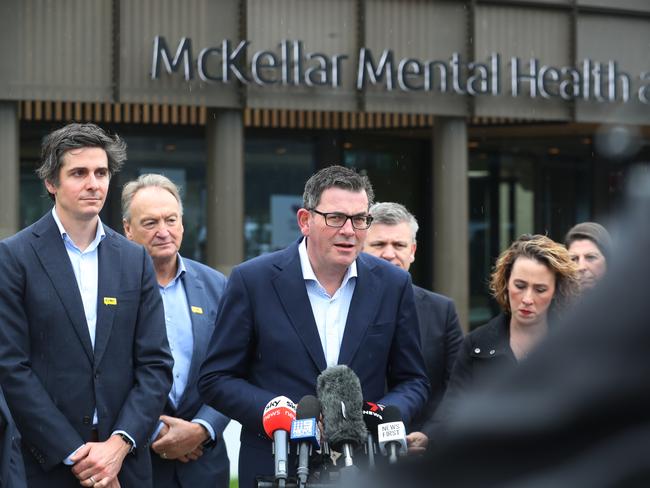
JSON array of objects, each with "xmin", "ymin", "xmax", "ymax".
[
  {"xmin": 450, "ymin": 234, "xmax": 579, "ymax": 391},
  {"xmin": 407, "ymin": 234, "xmax": 580, "ymax": 452}
]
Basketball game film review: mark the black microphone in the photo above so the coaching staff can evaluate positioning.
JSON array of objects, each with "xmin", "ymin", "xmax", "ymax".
[
  {"xmin": 290, "ymin": 395, "xmax": 322, "ymax": 488},
  {"xmin": 316, "ymin": 365, "xmax": 367, "ymax": 468},
  {"xmin": 377, "ymin": 405, "xmax": 407, "ymax": 464},
  {"xmin": 362, "ymin": 401, "xmax": 385, "ymax": 469}
]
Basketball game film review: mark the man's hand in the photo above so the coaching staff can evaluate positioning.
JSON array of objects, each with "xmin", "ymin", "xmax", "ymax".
[
  {"xmin": 406, "ymin": 431, "xmax": 429, "ymax": 455},
  {"xmin": 71, "ymin": 435, "xmax": 131, "ymax": 487},
  {"xmin": 151, "ymin": 415, "xmax": 210, "ymax": 461}
]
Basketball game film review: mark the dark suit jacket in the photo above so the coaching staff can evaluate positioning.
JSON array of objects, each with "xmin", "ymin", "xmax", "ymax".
[
  {"xmin": 198, "ymin": 240, "xmax": 430, "ymax": 488},
  {"xmin": 151, "ymin": 257, "xmax": 230, "ymax": 488},
  {"xmin": 1, "ymin": 388, "xmax": 26, "ymax": 488},
  {"xmin": 428, "ymin": 313, "xmax": 517, "ymax": 440},
  {"xmin": 0, "ymin": 212, "xmax": 174, "ymax": 488},
  {"xmin": 410, "ymin": 286, "xmax": 463, "ymax": 433}
]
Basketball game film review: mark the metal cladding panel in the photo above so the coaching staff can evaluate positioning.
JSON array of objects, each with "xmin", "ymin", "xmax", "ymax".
[
  {"xmin": 575, "ymin": 15, "xmax": 650, "ymax": 125},
  {"xmin": 363, "ymin": 0, "xmax": 468, "ymax": 116},
  {"xmin": 120, "ymin": 0, "xmax": 241, "ymax": 107},
  {"xmin": 245, "ymin": 0, "xmax": 358, "ymax": 111},
  {"xmin": 473, "ymin": 5, "xmax": 572, "ymax": 121},
  {"xmin": 0, "ymin": 0, "xmax": 112, "ymax": 102},
  {"xmin": 578, "ymin": 0, "xmax": 650, "ymax": 13}
]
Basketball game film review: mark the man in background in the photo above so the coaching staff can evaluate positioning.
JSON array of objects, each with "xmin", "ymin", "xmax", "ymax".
[
  {"xmin": 0, "ymin": 123, "xmax": 173, "ymax": 487},
  {"xmin": 364, "ymin": 202, "xmax": 463, "ymax": 448},
  {"xmin": 122, "ymin": 174, "xmax": 230, "ymax": 488}
]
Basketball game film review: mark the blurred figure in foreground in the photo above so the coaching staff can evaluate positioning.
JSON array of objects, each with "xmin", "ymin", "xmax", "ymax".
[
  {"xmin": 381, "ymin": 168, "xmax": 650, "ymax": 487},
  {"xmin": 412, "ymin": 235, "xmax": 579, "ymax": 451},
  {"xmin": 565, "ymin": 222, "xmax": 612, "ymax": 290}
]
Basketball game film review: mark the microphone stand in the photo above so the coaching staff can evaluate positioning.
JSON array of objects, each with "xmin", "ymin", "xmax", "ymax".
[
  {"xmin": 365, "ymin": 434, "xmax": 376, "ymax": 470},
  {"xmin": 342, "ymin": 444, "xmax": 354, "ymax": 467}
]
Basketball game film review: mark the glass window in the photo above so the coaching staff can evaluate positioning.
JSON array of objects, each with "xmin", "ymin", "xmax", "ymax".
[
  {"xmin": 467, "ymin": 132, "xmax": 594, "ymax": 328},
  {"xmin": 244, "ymin": 134, "xmax": 316, "ymax": 260},
  {"xmin": 342, "ymin": 133, "xmax": 430, "ymax": 286}
]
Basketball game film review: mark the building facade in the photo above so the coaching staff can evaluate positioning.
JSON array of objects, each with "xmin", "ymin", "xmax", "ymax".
[{"xmin": 1, "ymin": 0, "xmax": 648, "ymax": 328}]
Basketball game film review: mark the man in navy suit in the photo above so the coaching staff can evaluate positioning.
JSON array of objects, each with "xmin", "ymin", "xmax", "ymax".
[
  {"xmin": 1, "ymin": 387, "xmax": 26, "ymax": 488},
  {"xmin": 0, "ymin": 123, "xmax": 173, "ymax": 488},
  {"xmin": 199, "ymin": 165, "xmax": 430, "ymax": 487},
  {"xmin": 122, "ymin": 174, "xmax": 230, "ymax": 488},
  {"xmin": 363, "ymin": 202, "xmax": 463, "ymax": 451}
]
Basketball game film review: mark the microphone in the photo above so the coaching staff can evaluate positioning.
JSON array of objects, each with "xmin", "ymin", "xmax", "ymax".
[
  {"xmin": 291, "ymin": 395, "xmax": 322, "ymax": 488},
  {"xmin": 316, "ymin": 365, "xmax": 367, "ymax": 468},
  {"xmin": 377, "ymin": 405, "xmax": 407, "ymax": 464},
  {"xmin": 361, "ymin": 401, "xmax": 385, "ymax": 469},
  {"xmin": 262, "ymin": 396, "xmax": 297, "ymax": 487}
]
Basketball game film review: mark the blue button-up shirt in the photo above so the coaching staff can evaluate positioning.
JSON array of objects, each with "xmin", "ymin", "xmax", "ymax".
[
  {"xmin": 299, "ymin": 238, "xmax": 357, "ymax": 367},
  {"xmin": 52, "ymin": 208, "xmax": 105, "ymax": 349},
  {"xmin": 151, "ymin": 255, "xmax": 215, "ymax": 442},
  {"xmin": 159, "ymin": 257, "xmax": 193, "ymax": 408}
]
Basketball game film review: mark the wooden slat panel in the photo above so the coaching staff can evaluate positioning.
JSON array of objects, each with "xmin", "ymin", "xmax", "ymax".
[{"xmin": 34, "ymin": 101, "xmax": 42, "ymax": 120}]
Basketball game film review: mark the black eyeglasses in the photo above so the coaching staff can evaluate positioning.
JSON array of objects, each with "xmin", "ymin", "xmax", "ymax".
[{"xmin": 309, "ymin": 209, "xmax": 373, "ymax": 230}]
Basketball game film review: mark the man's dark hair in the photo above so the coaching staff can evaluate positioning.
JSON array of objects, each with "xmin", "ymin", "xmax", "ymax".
[
  {"xmin": 302, "ymin": 165, "xmax": 374, "ymax": 210},
  {"xmin": 37, "ymin": 123, "xmax": 127, "ymax": 200}
]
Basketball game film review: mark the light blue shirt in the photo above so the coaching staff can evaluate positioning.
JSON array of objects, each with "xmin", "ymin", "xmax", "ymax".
[
  {"xmin": 52, "ymin": 208, "xmax": 105, "ymax": 350},
  {"xmin": 160, "ymin": 256, "xmax": 193, "ymax": 408},
  {"xmin": 52, "ymin": 209, "xmax": 136, "ymax": 464},
  {"xmin": 150, "ymin": 255, "xmax": 215, "ymax": 442},
  {"xmin": 298, "ymin": 238, "xmax": 357, "ymax": 367}
]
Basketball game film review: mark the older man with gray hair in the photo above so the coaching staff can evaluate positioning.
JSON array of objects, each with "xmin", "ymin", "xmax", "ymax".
[
  {"xmin": 364, "ymin": 202, "xmax": 463, "ymax": 450},
  {"xmin": 122, "ymin": 174, "xmax": 230, "ymax": 488}
]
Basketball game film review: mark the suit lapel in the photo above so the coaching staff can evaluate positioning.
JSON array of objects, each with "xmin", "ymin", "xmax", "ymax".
[
  {"xmin": 30, "ymin": 214, "xmax": 94, "ymax": 364},
  {"xmin": 338, "ymin": 254, "xmax": 380, "ymax": 365},
  {"xmin": 94, "ymin": 230, "xmax": 121, "ymax": 366},
  {"xmin": 272, "ymin": 243, "xmax": 327, "ymax": 372},
  {"xmin": 180, "ymin": 263, "xmax": 208, "ymax": 407}
]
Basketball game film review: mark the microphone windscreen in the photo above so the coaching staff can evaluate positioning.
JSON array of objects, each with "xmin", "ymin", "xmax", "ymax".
[
  {"xmin": 362, "ymin": 401, "xmax": 385, "ymax": 438},
  {"xmin": 296, "ymin": 395, "xmax": 321, "ymax": 420},
  {"xmin": 262, "ymin": 396, "xmax": 297, "ymax": 439},
  {"xmin": 316, "ymin": 365, "xmax": 367, "ymax": 449}
]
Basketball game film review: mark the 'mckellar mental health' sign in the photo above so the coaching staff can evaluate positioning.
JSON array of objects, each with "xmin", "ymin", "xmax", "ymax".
[{"xmin": 152, "ymin": 37, "xmax": 650, "ymax": 104}]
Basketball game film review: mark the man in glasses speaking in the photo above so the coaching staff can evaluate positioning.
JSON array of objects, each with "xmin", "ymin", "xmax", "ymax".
[{"xmin": 199, "ymin": 165, "xmax": 429, "ymax": 487}]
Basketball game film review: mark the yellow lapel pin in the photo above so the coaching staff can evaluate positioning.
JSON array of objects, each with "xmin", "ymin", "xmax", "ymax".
[
  {"xmin": 191, "ymin": 306, "xmax": 203, "ymax": 314},
  {"xmin": 103, "ymin": 297, "xmax": 117, "ymax": 306}
]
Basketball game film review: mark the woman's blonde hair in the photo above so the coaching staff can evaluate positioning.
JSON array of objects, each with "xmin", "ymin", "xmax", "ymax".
[{"xmin": 489, "ymin": 234, "xmax": 580, "ymax": 315}]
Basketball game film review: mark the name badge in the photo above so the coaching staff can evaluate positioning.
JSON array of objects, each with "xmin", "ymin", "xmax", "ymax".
[
  {"xmin": 191, "ymin": 306, "xmax": 203, "ymax": 314},
  {"xmin": 103, "ymin": 297, "xmax": 117, "ymax": 306}
]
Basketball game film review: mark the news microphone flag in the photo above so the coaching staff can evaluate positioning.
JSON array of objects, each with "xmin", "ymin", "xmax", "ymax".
[
  {"xmin": 262, "ymin": 396, "xmax": 297, "ymax": 485},
  {"xmin": 377, "ymin": 405, "xmax": 407, "ymax": 464}
]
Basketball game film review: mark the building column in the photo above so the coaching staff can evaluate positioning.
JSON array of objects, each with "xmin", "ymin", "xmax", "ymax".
[
  {"xmin": 205, "ymin": 109, "xmax": 244, "ymax": 276},
  {"xmin": 432, "ymin": 116, "xmax": 469, "ymax": 331},
  {"xmin": 0, "ymin": 102, "xmax": 19, "ymax": 239}
]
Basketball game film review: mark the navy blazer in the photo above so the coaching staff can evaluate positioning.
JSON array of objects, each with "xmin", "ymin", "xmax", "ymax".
[
  {"xmin": 411, "ymin": 285, "xmax": 464, "ymax": 433},
  {"xmin": 1, "ymin": 388, "xmax": 26, "ymax": 488},
  {"xmin": 151, "ymin": 257, "xmax": 230, "ymax": 488},
  {"xmin": 0, "ymin": 213, "xmax": 173, "ymax": 487},
  {"xmin": 199, "ymin": 240, "xmax": 429, "ymax": 486}
]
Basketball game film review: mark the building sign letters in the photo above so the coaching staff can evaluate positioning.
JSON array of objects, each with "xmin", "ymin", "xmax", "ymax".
[{"xmin": 152, "ymin": 36, "xmax": 650, "ymax": 104}]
